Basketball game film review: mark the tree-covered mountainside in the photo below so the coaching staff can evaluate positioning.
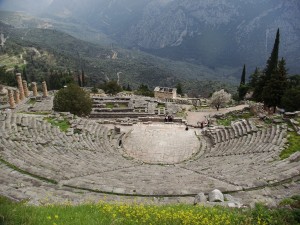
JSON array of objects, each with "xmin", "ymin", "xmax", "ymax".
[
  {"xmin": 15, "ymin": 0, "xmax": 299, "ymax": 74},
  {"xmin": 0, "ymin": 20, "xmax": 235, "ymax": 96},
  {"xmin": 1, "ymin": 1, "xmax": 299, "ymax": 76}
]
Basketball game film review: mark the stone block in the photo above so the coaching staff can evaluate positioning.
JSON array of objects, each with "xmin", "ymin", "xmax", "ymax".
[
  {"xmin": 289, "ymin": 152, "xmax": 300, "ymax": 162},
  {"xmin": 208, "ymin": 189, "xmax": 224, "ymax": 202},
  {"xmin": 194, "ymin": 192, "xmax": 207, "ymax": 205}
]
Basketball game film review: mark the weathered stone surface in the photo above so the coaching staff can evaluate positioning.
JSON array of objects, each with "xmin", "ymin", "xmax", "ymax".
[
  {"xmin": 289, "ymin": 152, "xmax": 300, "ymax": 163},
  {"xmin": 290, "ymin": 119, "xmax": 299, "ymax": 125},
  {"xmin": 214, "ymin": 113, "xmax": 224, "ymax": 119},
  {"xmin": 284, "ymin": 112, "xmax": 296, "ymax": 118},
  {"xmin": 227, "ymin": 202, "xmax": 236, "ymax": 207},
  {"xmin": 194, "ymin": 192, "xmax": 207, "ymax": 205},
  {"xmin": 258, "ymin": 113, "xmax": 267, "ymax": 120},
  {"xmin": 209, "ymin": 189, "xmax": 224, "ymax": 202},
  {"xmin": 273, "ymin": 118, "xmax": 283, "ymax": 124}
]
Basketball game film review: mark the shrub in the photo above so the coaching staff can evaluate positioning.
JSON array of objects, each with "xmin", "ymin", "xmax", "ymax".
[{"xmin": 53, "ymin": 84, "xmax": 92, "ymax": 116}]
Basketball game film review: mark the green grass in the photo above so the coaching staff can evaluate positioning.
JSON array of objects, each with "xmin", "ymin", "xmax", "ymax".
[
  {"xmin": 45, "ymin": 117, "xmax": 70, "ymax": 132},
  {"xmin": 27, "ymin": 98, "xmax": 37, "ymax": 105},
  {"xmin": 0, "ymin": 196, "xmax": 299, "ymax": 225},
  {"xmin": 280, "ymin": 131, "xmax": 300, "ymax": 159},
  {"xmin": 105, "ymin": 103, "xmax": 128, "ymax": 109},
  {"xmin": 217, "ymin": 112, "xmax": 253, "ymax": 126},
  {"xmin": 105, "ymin": 103, "xmax": 115, "ymax": 109},
  {"xmin": 19, "ymin": 111, "xmax": 51, "ymax": 115},
  {"xmin": 156, "ymin": 103, "xmax": 166, "ymax": 108}
]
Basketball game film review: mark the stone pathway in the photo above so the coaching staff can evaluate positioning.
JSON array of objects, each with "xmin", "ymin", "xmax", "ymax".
[{"xmin": 186, "ymin": 105, "xmax": 249, "ymax": 126}]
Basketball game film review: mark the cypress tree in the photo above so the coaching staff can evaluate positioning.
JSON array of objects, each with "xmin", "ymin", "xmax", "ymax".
[
  {"xmin": 238, "ymin": 64, "xmax": 248, "ymax": 100},
  {"xmin": 262, "ymin": 58, "xmax": 288, "ymax": 112},
  {"xmin": 81, "ymin": 69, "xmax": 85, "ymax": 87},
  {"xmin": 265, "ymin": 28, "xmax": 280, "ymax": 80},
  {"xmin": 240, "ymin": 64, "xmax": 246, "ymax": 85},
  {"xmin": 22, "ymin": 67, "xmax": 28, "ymax": 82},
  {"xmin": 77, "ymin": 71, "xmax": 81, "ymax": 87},
  {"xmin": 253, "ymin": 29, "xmax": 280, "ymax": 102},
  {"xmin": 176, "ymin": 83, "xmax": 183, "ymax": 95},
  {"xmin": 126, "ymin": 84, "xmax": 132, "ymax": 91}
]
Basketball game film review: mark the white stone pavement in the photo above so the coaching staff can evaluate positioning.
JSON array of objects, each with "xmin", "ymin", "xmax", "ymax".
[{"xmin": 123, "ymin": 123, "xmax": 200, "ymax": 164}]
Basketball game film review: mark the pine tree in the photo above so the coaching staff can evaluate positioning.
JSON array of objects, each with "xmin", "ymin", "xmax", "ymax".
[
  {"xmin": 248, "ymin": 67, "xmax": 261, "ymax": 89},
  {"xmin": 262, "ymin": 58, "xmax": 288, "ymax": 112},
  {"xmin": 277, "ymin": 58, "xmax": 288, "ymax": 107}
]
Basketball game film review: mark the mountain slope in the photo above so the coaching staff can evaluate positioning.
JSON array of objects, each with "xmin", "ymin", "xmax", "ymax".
[
  {"xmin": 42, "ymin": 0, "xmax": 300, "ymax": 73},
  {"xmin": 0, "ymin": 20, "xmax": 236, "ymax": 96}
]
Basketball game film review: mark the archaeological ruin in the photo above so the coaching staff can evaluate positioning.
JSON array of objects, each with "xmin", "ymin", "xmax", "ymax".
[{"xmin": 0, "ymin": 74, "xmax": 299, "ymax": 207}]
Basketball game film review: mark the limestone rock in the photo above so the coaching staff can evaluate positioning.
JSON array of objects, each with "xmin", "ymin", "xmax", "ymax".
[
  {"xmin": 208, "ymin": 189, "xmax": 224, "ymax": 202},
  {"xmin": 227, "ymin": 202, "xmax": 236, "ymax": 208},
  {"xmin": 289, "ymin": 152, "xmax": 300, "ymax": 163},
  {"xmin": 194, "ymin": 192, "xmax": 207, "ymax": 205},
  {"xmin": 273, "ymin": 118, "xmax": 283, "ymax": 124},
  {"xmin": 290, "ymin": 119, "xmax": 299, "ymax": 125},
  {"xmin": 258, "ymin": 113, "xmax": 267, "ymax": 120}
]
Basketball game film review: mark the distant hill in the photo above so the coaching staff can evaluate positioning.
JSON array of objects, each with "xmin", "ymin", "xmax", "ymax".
[
  {"xmin": 0, "ymin": 19, "xmax": 236, "ymax": 97},
  {"xmin": 42, "ymin": 0, "xmax": 300, "ymax": 74}
]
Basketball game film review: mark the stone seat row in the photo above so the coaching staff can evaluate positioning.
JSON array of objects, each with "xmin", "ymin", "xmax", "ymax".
[
  {"xmin": 0, "ymin": 113, "xmax": 119, "ymax": 153},
  {"xmin": 203, "ymin": 124, "xmax": 286, "ymax": 158},
  {"xmin": 0, "ymin": 160, "xmax": 100, "ymax": 205},
  {"xmin": 205, "ymin": 119, "xmax": 258, "ymax": 145},
  {"xmin": 185, "ymin": 150, "xmax": 299, "ymax": 189},
  {"xmin": 0, "ymin": 113, "xmax": 139, "ymax": 181},
  {"xmin": 0, "ymin": 128, "xmax": 137, "ymax": 181}
]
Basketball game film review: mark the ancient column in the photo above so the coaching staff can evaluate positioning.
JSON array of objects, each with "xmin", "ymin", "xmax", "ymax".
[
  {"xmin": 42, "ymin": 81, "xmax": 48, "ymax": 97},
  {"xmin": 16, "ymin": 73, "xmax": 25, "ymax": 100},
  {"xmin": 8, "ymin": 89, "xmax": 16, "ymax": 109},
  {"xmin": 32, "ymin": 82, "xmax": 38, "ymax": 97},
  {"xmin": 14, "ymin": 90, "xmax": 20, "ymax": 104},
  {"xmin": 23, "ymin": 80, "xmax": 29, "ymax": 98}
]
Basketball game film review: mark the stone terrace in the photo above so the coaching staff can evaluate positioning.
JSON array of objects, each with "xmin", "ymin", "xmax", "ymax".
[{"xmin": 0, "ymin": 111, "xmax": 299, "ymax": 205}]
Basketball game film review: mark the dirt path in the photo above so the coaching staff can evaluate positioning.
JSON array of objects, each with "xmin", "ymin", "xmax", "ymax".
[{"xmin": 186, "ymin": 104, "xmax": 249, "ymax": 126}]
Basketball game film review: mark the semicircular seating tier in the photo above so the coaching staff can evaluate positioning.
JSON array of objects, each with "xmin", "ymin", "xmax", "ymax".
[{"xmin": 0, "ymin": 112, "xmax": 299, "ymax": 203}]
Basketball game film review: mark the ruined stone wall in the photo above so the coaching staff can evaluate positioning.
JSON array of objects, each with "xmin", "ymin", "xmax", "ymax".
[{"xmin": 154, "ymin": 91, "xmax": 176, "ymax": 100}]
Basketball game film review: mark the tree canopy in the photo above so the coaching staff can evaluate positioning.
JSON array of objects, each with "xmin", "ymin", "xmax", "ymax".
[
  {"xmin": 134, "ymin": 84, "xmax": 154, "ymax": 97},
  {"xmin": 101, "ymin": 80, "xmax": 122, "ymax": 95},
  {"xmin": 176, "ymin": 83, "xmax": 183, "ymax": 96},
  {"xmin": 53, "ymin": 84, "xmax": 92, "ymax": 116},
  {"xmin": 252, "ymin": 29, "xmax": 280, "ymax": 102},
  {"xmin": 209, "ymin": 89, "xmax": 232, "ymax": 111}
]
